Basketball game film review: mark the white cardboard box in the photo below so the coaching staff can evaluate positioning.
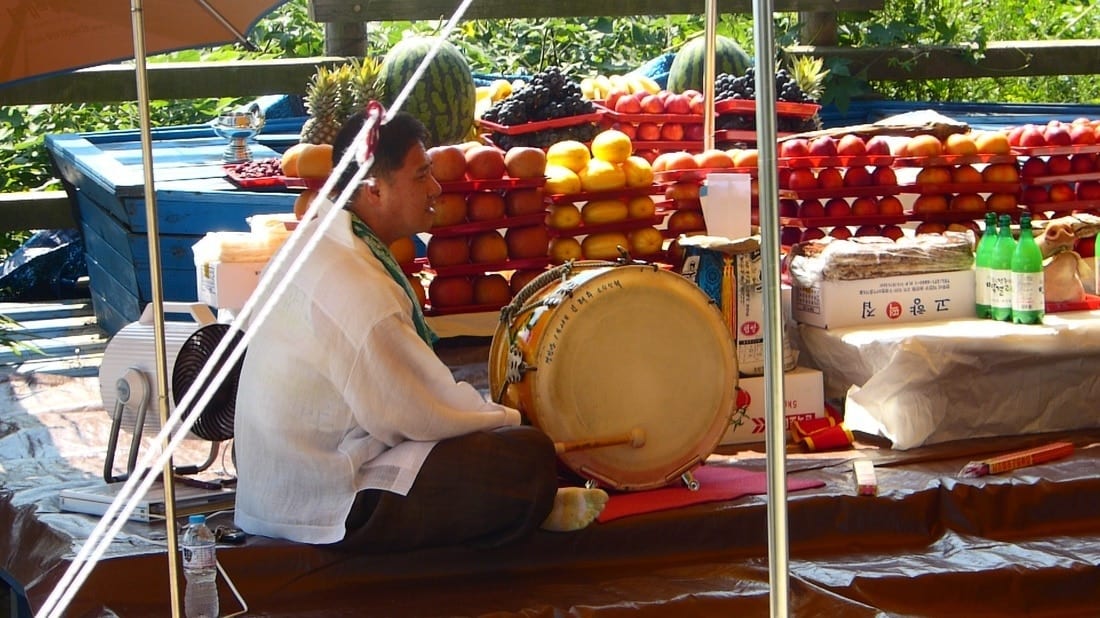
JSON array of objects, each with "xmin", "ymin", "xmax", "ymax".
[
  {"xmin": 195, "ymin": 261, "xmax": 266, "ymax": 311},
  {"xmin": 721, "ymin": 366, "xmax": 825, "ymax": 445},
  {"xmin": 792, "ymin": 269, "xmax": 975, "ymax": 329}
]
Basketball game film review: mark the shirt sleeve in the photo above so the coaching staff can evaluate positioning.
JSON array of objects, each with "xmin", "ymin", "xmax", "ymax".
[{"xmin": 341, "ymin": 311, "xmax": 521, "ymax": 446}]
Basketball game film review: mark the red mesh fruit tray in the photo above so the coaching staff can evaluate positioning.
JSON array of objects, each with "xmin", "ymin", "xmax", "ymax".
[
  {"xmin": 715, "ymin": 98, "xmax": 821, "ymax": 119},
  {"xmin": 595, "ymin": 103, "xmax": 704, "ymax": 125},
  {"xmin": 891, "ymin": 153, "xmax": 1017, "ymax": 167},
  {"xmin": 714, "ymin": 129, "xmax": 798, "ymax": 144},
  {"xmin": 779, "ymin": 154, "xmax": 895, "ymax": 169},
  {"xmin": 1022, "ymin": 200, "xmax": 1100, "ymax": 214},
  {"xmin": 779, "ymin": 214, "xmax": 907, "ymax": 228},
  {"xmin": 654, "ymin": 167, "xmax": 757, "ymax": 183},
  {"xmin": 438, "ymin": 177, "xmax": 546, "ymax": 192},
  {"xmin": 1020, "ymin": 172, "xmax": 1100, "ymax": 186},
  {"xmin": 546, "ymin": 185, "xmax": 663, "ymax": 204},
  {"xmin": 898, "ymin": 182, "xmax": 1022, "ymax": 195},
  {"xmin": 1012, "ymin": 144, "xmax": 1100, "ymax": 157},
  {"xmin": 477, "ymin": 112, "xmax": 604, "ymax": 136},
  {"xmin": 786, "ymin": 185, "xmax": 903, "ymax": 200},
  {"xmin": 429, "ymin": 212, "xmax": 548, "ymax": 238},
  {"xmin": 546, "ymin": 214, "xmax": 667, "ymax": 238},
  {"xmin": 904, "ymin": 210, "xmax": 1008, "ymax": 223},
  {"xmin": 631, "ymin": 140, "xmax": 704, "ymax": 152},
  {"xmin": 428, "ymin": 256, "xmax": 552, "ymax": 278}
]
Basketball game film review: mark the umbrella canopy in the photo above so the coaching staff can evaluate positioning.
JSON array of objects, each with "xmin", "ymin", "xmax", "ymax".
[{"xmin": 0, "ymin": 0, "xmax": 288, "ymax": 86}]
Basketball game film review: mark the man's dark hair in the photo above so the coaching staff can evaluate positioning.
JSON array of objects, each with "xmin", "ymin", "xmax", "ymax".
[{"xmin": 331, "ymin": 110, "xmax": 431, "ymax": 194}]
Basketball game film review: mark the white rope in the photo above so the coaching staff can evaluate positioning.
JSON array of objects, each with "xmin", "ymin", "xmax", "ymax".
[{"xmin": 39, "ymin": 1, "xmax": 477, "ymax": 614}]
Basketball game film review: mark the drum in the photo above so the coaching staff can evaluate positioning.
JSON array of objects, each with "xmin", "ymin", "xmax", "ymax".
[{"xmin": 489, "ymin": 261, "xmax": 737, "ymax": 491}]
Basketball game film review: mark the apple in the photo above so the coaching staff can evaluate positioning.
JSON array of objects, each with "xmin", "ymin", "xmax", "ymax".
[
  {"xmin": 466, "ymin": 191, "xmax": 507, "ymax": 221},
  {"xmin": 683, "ymin": 124, "xmax": 706, "ymax": 141},
  {"xmin": 824, "ymin": 197, "xmax": 851, "ymax": 217},
  {"xmin": 428, "ymin": 145, "xmax": 468, "ymax": 182},
  {"xmin": 778, "ymin": 199, "xmax": 800, "ymax": 217},
  {"xmin": 801, "ymin": 227, "xmax": 827, "ymax": 242},
  {"xmin": 661, "ymin": 151, "xmax": 699, "ymax": 171},
  {"xmin": 836, "ymin": 134, "xmax": 867, "ymax": 156},
  {"xmin": 788, "ymin": 168, "xmax": 818, "ymax": 191},
  {"xmin": 1077, "ymin": 180, "xmax": 1100, "ymax": 201},
  {"xmin": 732, "ymin": 149, "xmax": 759, "ymax": 169},
  {"xmin": 854, "ymin": 224, "xmax": 881, "ymax": 237},
  {"xmin": 780, "ymin": 138, "xmax": 811, "ymax": 159},
  {"xmin": 981, "ymin": 163, "xmax": 1020, "ymax": 184},
  {"xmin": 1070, "ymin": 123, "xmax": 1098, "ymax": 145},
  {"xmin": 614, "ymin": 122, "xmax": 638, "ymax": 140},
  {"xmin": 665, "ymin": 181, "xmax": 701, "ymax": 201},
  {"xmin": 509, "ymin": 269, "xmax": 543, "ymax": 296},
  {"xmin": 871, "ymin": 166, "xmax": 898, "ymax": 186},
  {"xmin": 1049, "ymin": 182, "xmax": 1076, "ymax": 202},
  {"xmin": 473, "ymin": 274, "xmax": 512, "ymax": 306},
  {"xmin": 1071, "ymin": 153, "xmax": 1097, "ymax": 173},
  {"xmin": 780, "ymin": 226, "xmax": 803, "ymax": 246},
  {"xmin": 865, "ymin": 135, "xmax": 892, "ymax": 157},
  {"xmin": 850, "ymin": 196, "xmax": 879, "ymax": 216},
  {"xmin": 1075, "ymin": 236, "xmax": 1096, "ymax": 258},
  {"xmin": 1020, "ymin": 185, "xmax": 1050, "ymax": 205},
  {"xmin": 986, "ymin": 193, "xmax": 1019, "ymax": 213},
  {"xmin": 912, "ymin": 194, "xmax": 948, "ymax": 214},
  {"xmin": 694, "ymin": 149, "xmax": 735, "ymax": 169},
  {"xmin": 660, "ymin": 122, "xmax": 685, "ymax": 141},
  {"xmin": 829, "ymin": 226, "xmax": 853, "ymax": 240},
  {"xmin": 1018, "ymin": 125, "xmax": 1047, "ymax": 147},
  {"xmin": 666, "ymin": 210, "xmax": 706, "ymax": 235},
  {"xmin": 881, "ymin": 224, "xmax": 906, "ymax": 241},
  {"xmin": 426, "ymin": 236, "xmax": 470, "ymax": 267},
  {"xmin": 640, "ymin": 94, "xmax": 665, "ymax": 114},
  {"xmin": 1006, "ymin": 126, "xmax": 1026, "ymax": 147},
  {"xmin": 878, "ymin": 195, "xmax": 905, "ymax": 215},
  {"xmin": 778, "ymin": 167, "xmax": 792, "ymax": 189},
  {"xmin": 798, "ymin": 199, "xmax": 825, "ymax": 218},
  {"xmin": 504, "ymin": 225, "xmax": 550, "ymax": 259},
  {"xmin": 666, "ymin": 93, "xmax": 692, "ymax": 115},
  {"xmin": 689, "ymin": 93, "xmax": 705, "ymax": 115},
  {"xmin": 615, "ymin": 95, "xmax": 643, "ymax": 114},
  {"xmin": 974, "ymin": 131, "xmax": 1011, "ymax": 155},
  {"xmin": 1044, "ymin": 123, "xmax": 1072, "ymax": 146},
  {"xmin": 817, "ymin": 167, "xmax": 844, "ymax": 189},
  {"xmin": 943, "ymin": 133, "xmax": 978, "ymax": 156},
  {"xmin": 907, "ymin": 134, "xmax": 944, "ymax": 157},
  {"xmin": 429, "ymin": 276, "xmax": 474, "ymax": 308},
  {"xmin": 1020, "ymin": 157, "xmax": 1048, "ymax": 178},
  {"xmin": 604, "ymin": 88, "xmax": 630, "ymax": 112},
  {"xmin": 504, "ymin": 188, "xmax": 546, "ymax": 217},
  {"xmin": 808, "ymin": 136, "xmax": 838, "ymax": 158},
  {"xmin": 915, "ymin": 221, "xmax": 947, "ymax": 235},
  {"xmin": 950, "ymin": 193, "xmax": 986, "ymax": 212},
  {"xmin": 1047, "ymin": 155, "xmax": 1072, "ymax": 176},
  {"xmin": 636, "ymin": 122, "xmax": 661, "ymax": 141},
  {"xmin": 469, "ymin": 230, "xmax": 509, "ymax": 264},
  {"xmin": 431, "ymin": 192, "xmax": 468, "ymax": 227},
  {"xmin": 843, "ymin": 166, "xmax": 873, "ymax": 187},
  {"xmin": 504, "ymin": 147, "xmax": 548, "ymax": 179},
  {"xmin": 465, "ymin": 145, "xmax": 507, "ymax": 180},
  {"xmin": 915, "ymin": 166, "xmax": 952, "ymax": 185}
]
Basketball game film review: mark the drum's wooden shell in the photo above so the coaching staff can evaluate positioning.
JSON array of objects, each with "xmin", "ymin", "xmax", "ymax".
[{"xmin": 490, "ymin": 264, "xmax": 737, "ymax": 491}]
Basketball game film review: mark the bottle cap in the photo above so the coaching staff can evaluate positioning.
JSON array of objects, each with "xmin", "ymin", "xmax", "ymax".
[{"xmin": 188, "ymin": 514, "xmax": 206, "ymax": 525}]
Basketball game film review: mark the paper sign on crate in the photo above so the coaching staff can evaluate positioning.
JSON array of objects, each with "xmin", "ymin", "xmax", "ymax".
[
  {"xmin": 792, "ymin": 269, "xmax": 975, "ymax": 329},
  {"xmin": 722, "ymin": 366, "xmax": 825, "ymax": 445}
]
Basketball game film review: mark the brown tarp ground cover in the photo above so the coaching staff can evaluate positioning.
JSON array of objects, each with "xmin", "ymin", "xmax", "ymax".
[{"xmin": 2, "ymin": 351, "xmax": 1099, "ymax": 617}]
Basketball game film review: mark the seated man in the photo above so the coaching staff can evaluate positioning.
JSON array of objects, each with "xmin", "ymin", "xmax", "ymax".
[{"xmin": 233, "ymin": 109, "xmax": 606, "ymax": 553}]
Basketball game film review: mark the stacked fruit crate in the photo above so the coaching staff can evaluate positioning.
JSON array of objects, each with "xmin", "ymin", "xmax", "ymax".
[{"xmin": 1012, "ymin": 120, "xmax": 1100, "ymax": 218}]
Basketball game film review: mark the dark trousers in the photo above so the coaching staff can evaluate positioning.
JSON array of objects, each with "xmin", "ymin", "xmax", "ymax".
[{"xmin": 337, "ymin": 425, "xmax": 558, "ymax": 553}]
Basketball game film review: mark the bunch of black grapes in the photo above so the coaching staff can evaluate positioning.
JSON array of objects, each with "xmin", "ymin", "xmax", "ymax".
[
  {"xmin": 713, "ymin": 67, "xmax": 822, "ymax": 133},
  {"xmin": 481, "ymin": 66, "xmax": 599, "ymax": 148},
  {"xmin": 713, "ymin": 67, "xmax": 814, "ymax": 104}
]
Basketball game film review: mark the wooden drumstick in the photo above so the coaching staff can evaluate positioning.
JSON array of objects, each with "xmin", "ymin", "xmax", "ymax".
[{"xmin": 554, "ymin": 427, "xmax": 646, "ymax": 454}]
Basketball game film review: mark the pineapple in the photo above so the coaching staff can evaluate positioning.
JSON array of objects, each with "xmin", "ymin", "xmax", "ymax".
[
  {"xmin": 300, "ymin": 58, "xmax": 382, "ymax": 145},
  {"xmin": 788, "ymin": 55, "xmax": 828, "ymax": 103}
]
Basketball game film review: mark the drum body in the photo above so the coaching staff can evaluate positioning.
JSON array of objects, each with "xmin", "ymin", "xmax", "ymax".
[{"xmin": 489, "ymin": 262, "xmax": 737, "ymax": 491}]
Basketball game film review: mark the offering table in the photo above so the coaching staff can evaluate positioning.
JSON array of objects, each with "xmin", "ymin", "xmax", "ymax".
[{"xmin": 797, "ymin": 310, "xmax": 1100, "ymax": 449}]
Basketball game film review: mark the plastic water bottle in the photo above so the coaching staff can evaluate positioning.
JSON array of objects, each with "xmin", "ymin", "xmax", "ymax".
[
  {"xmin": 989, "ymin": 214, "xmax": 1017, "ymax": 322},
  {"xmin": 181, "ymin": 514, "xmax": 219, "ymax": 618},
  {"xmin": 974, "ymin": 211, "xmax": 998, "ymax": 318},
  {"xmin": 1011, "ymin": 213, "xmax": 1045, "ymax": 324}
]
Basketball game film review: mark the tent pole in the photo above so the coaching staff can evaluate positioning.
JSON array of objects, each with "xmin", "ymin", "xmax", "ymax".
[
  {"xmin": 703, "ymin": 0, "xmax": 717, "ymax": 151},
  {"xmin": 749, "ymin": 0, "xmax": 791, "ymax": 615},
  {"xmin": 130, "ymin": 1, "xmax": 184, "ymax": 616}
]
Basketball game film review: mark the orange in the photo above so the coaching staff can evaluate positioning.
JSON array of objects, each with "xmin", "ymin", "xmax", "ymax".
[
  {"xmin": 296, "ymin": 144, "xmax": 334, "ymax": 178},
  {"xmin": 590, "ymin": 129, "xmax": 633, "ymax": 164},
  {"xmin": 280, "ymin": 143, "xmax": 309, "ymax": 177},
  {"xmin": 293, "ymin": 189, "xmax": 319, "ymax": 220}
]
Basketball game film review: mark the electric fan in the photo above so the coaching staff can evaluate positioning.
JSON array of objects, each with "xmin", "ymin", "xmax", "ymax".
[{"xmin": 99, "ymin": 302, "xmax": 245, "ymax": 483}]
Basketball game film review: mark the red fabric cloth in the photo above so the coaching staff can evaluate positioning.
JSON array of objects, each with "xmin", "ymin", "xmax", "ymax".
[{"xmin": 596, "ymin": 465, "xmax": 824, "ymax": 523}]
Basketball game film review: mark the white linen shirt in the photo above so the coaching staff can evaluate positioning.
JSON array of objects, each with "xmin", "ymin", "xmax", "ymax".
[{"xmin": 233, "ymin": 204, "xmax": 520, "ymax": 545}]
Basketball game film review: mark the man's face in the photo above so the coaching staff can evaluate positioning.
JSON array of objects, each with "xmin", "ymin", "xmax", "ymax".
[{"xmin": 368, "ymin": 142, "xmax": 441, "ymax": 244}]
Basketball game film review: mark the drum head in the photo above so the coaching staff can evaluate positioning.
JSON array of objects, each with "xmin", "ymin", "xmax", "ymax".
[{"xmin": 516, "ymin": 265, "xmax": 735, "ymax": 490}]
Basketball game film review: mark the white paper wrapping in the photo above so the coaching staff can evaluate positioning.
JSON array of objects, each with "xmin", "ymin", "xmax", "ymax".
[{"xmin": 798, "ymin": 311, "xmax": 1100, "ymax": 449}]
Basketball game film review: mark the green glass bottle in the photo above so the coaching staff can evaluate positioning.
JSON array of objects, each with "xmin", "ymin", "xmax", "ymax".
[
  {"xmin": 1011, "ymin": 213, "xmax": 1045, "ymax": 324},
  {"xmin": 989, "ymin": 214, "xmax": 1016, "ymax": 322},
  {"xmin": 974, "ymin": 211, "xmax": 998, "ymax": 319}
]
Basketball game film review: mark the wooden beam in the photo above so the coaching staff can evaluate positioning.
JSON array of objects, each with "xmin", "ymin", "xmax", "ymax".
[
  {"xmin": 309, "ymin": 0, "xmax": 886, "ymax": 22},
  {"xmin": 789, "ymin": 39, "xmax": 1100, "ymax": 81},
  {"xmin": 0, "ymin": 58, "xmax": 346, "ymax": 107},
  {"xmin": 0, "ymin": 191, "xmax": 77, "ymax": 232}
]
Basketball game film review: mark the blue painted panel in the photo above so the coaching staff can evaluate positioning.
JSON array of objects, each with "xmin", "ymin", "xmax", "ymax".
[
  {"xmin": 78, "ymin": 193, "xmax": 135, "ymax": 262},
  {"xmin": 119, "ymin": 186, "xmax": 296, "ymax": 235},
  {"xmin": 80, "ymin": 221, "xmax": 140, "ymax": 297},
  {"xmin": 85, "ymin": 253, "xmax": 141, "ymax": 336}
]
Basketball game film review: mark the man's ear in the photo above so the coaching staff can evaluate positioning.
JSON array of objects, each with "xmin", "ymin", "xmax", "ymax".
[{"xmin": 361, "ymin": 177, "xmax": 381, "ymax": 199}]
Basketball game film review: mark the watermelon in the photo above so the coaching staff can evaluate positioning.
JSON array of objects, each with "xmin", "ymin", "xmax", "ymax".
[
  {"xmin": 379, "ymin": 36, "xmax": 476, "ymax": 147},
  {"xmin": 667, "ymin": 35, "xmax": 752, "ymax": 94}
]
